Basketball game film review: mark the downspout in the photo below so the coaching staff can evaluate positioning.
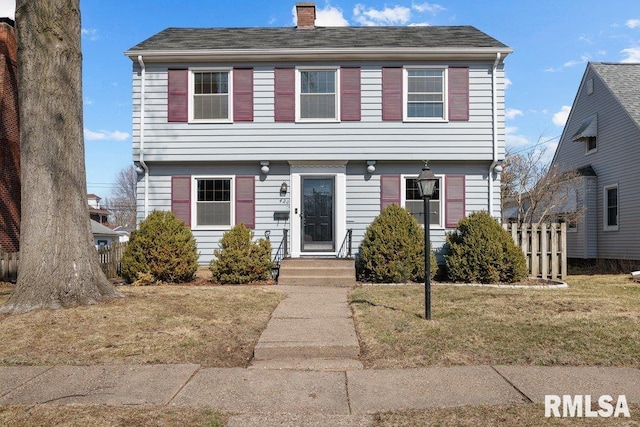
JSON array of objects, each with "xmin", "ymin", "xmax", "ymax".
[
  {"xmin": 488, "ymin": 52, "xmax": 501, "ymax": 217},
  {"xmin": 137, "ymin": 55, "xmax": 149, "ymax": 218}
]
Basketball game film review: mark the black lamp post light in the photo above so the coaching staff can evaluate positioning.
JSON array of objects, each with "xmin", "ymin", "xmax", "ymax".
[{"xmin": 416, "ymin": 162, "xmax": 438, "ymax": 320}]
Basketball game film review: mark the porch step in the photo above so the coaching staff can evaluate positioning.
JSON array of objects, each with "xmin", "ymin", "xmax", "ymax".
[{"xmin": 277, "ymin": 259, "xmax": 356, "ymax": 286}]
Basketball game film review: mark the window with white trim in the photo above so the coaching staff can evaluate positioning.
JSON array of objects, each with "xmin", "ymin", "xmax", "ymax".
[
  {"xmin": 404, "ymin": 67, "xmax": 447, "ymax": 121},
  {"xmin": 194, "ymin": 177, "xmax": 233, "ymax": 228},
  {"xmin": 191, "ymin": 69, "xmax": 232, "ymax": 122},
  {"xmin": 403, "ymin": 176, "xmax": 442, "ymax": 227},
  {"xmin": 604, "ymin": 184, "xmax": 618, "ymax": 231},
  {"xmin": 297, "ymin": 69, "xmax": 338, "ymax": 121}
]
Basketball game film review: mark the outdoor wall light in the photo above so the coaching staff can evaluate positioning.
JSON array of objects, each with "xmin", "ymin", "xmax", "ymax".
[
  {"xmin": 260, "ymin": 160, "xmax": 270, "ymax": 174},
  {"xmin": 134, "ymin": 162, "xmax": 144, "ymax": 174},
  {"xmin": 280, "ymin": 182, "xmax": 288, "ymax": 196},
  {"xmin": 367, "ymin": 160, "xmax": 376, "ymax": 174},
  {"xmin": 494, "ymin": 160, "xmax": 504, "ymax": 173}
]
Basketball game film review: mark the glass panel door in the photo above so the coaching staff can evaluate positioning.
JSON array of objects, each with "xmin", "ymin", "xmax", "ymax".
[{"xmin": 302, "ymin": 177, "xmax": 334, "ymax": 251}]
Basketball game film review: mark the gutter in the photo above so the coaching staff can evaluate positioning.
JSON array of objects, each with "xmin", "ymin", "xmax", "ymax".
[
  {"xmin": 137, "ymin": 55, "xmax": 149, "ymax": 218},
  {"xmin": 488, "ymin": 52, "xmax": 501, "ymax": 217}
]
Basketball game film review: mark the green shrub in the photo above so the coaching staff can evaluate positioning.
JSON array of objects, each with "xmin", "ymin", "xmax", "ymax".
[
  {"xmin": 445, "ymin": 211, "xmax": 527, "ymax": 284},
  {"xmin": 357, "ymin": 204, "xmax": 438, "ymax": 283},
  {"xmin": 209, "ymin": 224, "xmax": 273, "ymax": 284},
  {"xmin": 121, "ymin": 210, "xmax": 198, "ymax": 284}
]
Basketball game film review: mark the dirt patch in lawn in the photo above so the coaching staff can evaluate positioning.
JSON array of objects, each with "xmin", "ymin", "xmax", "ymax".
[{"xmin": 0, "ymin": 284, "xmax": 283, "ymax": 367}]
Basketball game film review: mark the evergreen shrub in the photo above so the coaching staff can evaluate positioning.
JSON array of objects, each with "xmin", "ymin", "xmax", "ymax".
[
  {"xmin": 445, "ymin": 211, "xmax": 527, "ymax": 283},
  {"xmin": 357, "ymin": 204, "xmax": 438, "ymax": 283},
  {"xmin": 121, "ymin": 210, "xmax": 198, "ymax": 284},
  {"xmin": 209, "ymin": 224, "xmax": 273, "ymax": 284}
]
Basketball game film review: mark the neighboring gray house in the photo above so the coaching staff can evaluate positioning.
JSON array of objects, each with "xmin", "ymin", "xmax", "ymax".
[
  {"xmin": 91, "ymin": 219, "xmax": 119, "ymax": 248},
  {"xmin": 124, "ymin": 2, "xmax": 512, "ymax": 264},
  {"xmin": 550, "ymin": 62, "xmax": 640, "ymax": 263}
]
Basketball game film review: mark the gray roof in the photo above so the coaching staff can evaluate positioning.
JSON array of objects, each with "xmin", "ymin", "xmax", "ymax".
[
  {"xmin": 91, "ymin": 220, "xmax": 119, "ymax": 236},
  {"xmin": 590, "ymin": 63, "xmax": 640, "ymax": 128},
  {"xmin": 127, "ymin": 25, "xmax": 509, "ymax": 53}
]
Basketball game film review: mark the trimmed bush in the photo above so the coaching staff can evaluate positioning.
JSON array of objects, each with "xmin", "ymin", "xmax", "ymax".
[
  {"xmin": 357, "ymin": 204, "xmax": 438, "ymax": 283},
  {"xmin": 445, "ymin": 211, "xmax": 527, "ymax": 284},
  {"xmin": 209, "ymin": 224, "xmax": 273, "ymax": 284},
  {"xmin": 121, "ymin": 210, "xmax": 198, "ymax": 284}
]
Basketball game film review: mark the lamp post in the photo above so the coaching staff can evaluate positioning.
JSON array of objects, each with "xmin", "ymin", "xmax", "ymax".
[{"xmin": 416, "ymin": 163, "xmax": 438, "ymax": 320}]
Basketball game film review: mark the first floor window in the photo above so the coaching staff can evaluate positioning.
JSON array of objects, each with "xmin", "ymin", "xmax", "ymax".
[
  {"xmin": 196, "ymin": 178, "xmax": 231, "ymax": 226},
  {"xmin": 604, "ymin": 185, "xmax": 618, "ymax": 230},
  {"xmin": 405, "ymin": 68, "xmax": 445, "ymax": 120},
  {"xmin": 193, "ymin": 70, "xmax": 230, "ymax": 121},
  {"xmin": 405, "ymin": 177, "xmax": 441, "ymax": 226},
  {"xmin": 299, "ymin": 69, "xmax": 337, "ymax": 120}
]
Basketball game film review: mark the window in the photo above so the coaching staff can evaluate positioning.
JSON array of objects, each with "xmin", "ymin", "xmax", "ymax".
[
  {"xmin": 297, "ymin": 69, "xmax": 338, "ymax": 120},
  {"xmin": 195, "ymin": 178, "xmax": 233, "ymax": 227},
  {"xmin": 191, "ymin": 70, "xmax": 231, "ymax": 121},
  {"xmin": 404, "ymin": 68, "xmax": 446, "ymax": 121},
  {"xmin": 604, "ymin": 185, "xmax": 618, "ymax": 231},
  {"xmin": 403, "ymin": 177, "xmax": 442, "ymax": 226},
  {"xmin": 586, "ymin": 136, "xmax": 597, "ymax": 153}
]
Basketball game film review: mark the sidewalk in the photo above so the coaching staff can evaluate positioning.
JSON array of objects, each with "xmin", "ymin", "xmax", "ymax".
[{"xmin": 1, "ymin": 285, "xmax": 640, "ymax": 426}]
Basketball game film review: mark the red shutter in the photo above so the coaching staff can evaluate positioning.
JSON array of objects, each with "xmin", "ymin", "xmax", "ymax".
[
  {"xmin": 445, "ymin": 175, "xmax": 465, "ymax": 228},
  {"xmin": 341, "ymin": 67, "xmax": 361, "ymax": 121},
  {"xmin": 448, "ymin": 67, "xmax": 469, "ymax": 121},
  {"xmin": 380, "ymin": 175, "xmax": 401, "ymax": 210},
  {"xmin": 274, "ymin": 68, "xmax": 295, "ymax": 122},
  {"xmin": 382, "ymin": 67, "xmax": 402, "ymax": 121},
  {"xmin": 234, "ymin": 68, "xmax": 254, "ymax": 121},
  {"xmin": 235, "ymin": 176, "xmax": 255, "ymax": 229},
  {"xmin": 168, "ymin": 69, "xmax": 188, "ymax": 122},
  {"xmin": 171, "ymin": 176, "xmax": 191, "ymax": 227}
]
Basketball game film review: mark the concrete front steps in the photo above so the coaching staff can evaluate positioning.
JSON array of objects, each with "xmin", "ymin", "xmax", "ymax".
[{"xmin": 277, "ymin": 258, "xmax": 356, "ymax": 286}]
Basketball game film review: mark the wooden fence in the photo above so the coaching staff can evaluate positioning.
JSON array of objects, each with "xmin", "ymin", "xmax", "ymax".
[
  {"xmin": 0, "ymin": 243, "xmax": 128, "ymax": 282},
  {"xmin": 504, "ymin": 222, "xmax": 567, "ymax": 280}
]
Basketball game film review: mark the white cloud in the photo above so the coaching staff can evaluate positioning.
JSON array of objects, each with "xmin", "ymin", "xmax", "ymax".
[
  {"xmin": 552, "ymin": 106, "xmax": 571, "ymax": 127},
  {"xmin": 626, "ymin": 19, "xmax": 640, "ymax": 29},
  {"xmin": 621, "ymin": 47, "xmax": 640, "ymax": 63},
  {"xmin": 506, "ymin": 108, "xmax": 523, "ymax": 120},
  {"xmin": 84, "ymin": 129, "xmax": 130, "ymax": 141},
  {"xmin": 84, "ymin": 97, "xmax": 94, "ymax": 106},
  {"xmin": 0, "ymin": 0, "xmax": 15, "ymax": 20},
  {"xmin": 412, "ymin": 2, "xmax": 446, "ymax": 14},
  {"xmin": 504, "ymin": 76, "xmax": 512, "ymax": 89},
  {"xmin": 353, "ymin": 4, "xmax": 411, "ymax": 26},
  {"xmin": 505, "ymin": 126, "xmax": 529, "ymax": 148},
  {"xmin": 81, "ymin": 28, "xmax": 99, "ymax": 41},
  {"xmin": 316, "ymin": 5, "xmax": 349, "ymax": 26}
]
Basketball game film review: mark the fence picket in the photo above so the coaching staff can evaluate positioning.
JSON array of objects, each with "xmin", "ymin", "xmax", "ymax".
[{"xmin": 504, "ymin": 222, "xmax": 566, "ymax": 280}]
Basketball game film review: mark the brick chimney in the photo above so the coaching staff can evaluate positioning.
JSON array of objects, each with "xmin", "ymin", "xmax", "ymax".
[
  {"xmin": 296, "ymin": 2, "xmax": 316, "ymax": 29},
  {"xmin": 0, "ymin": 18, "xmax": 20, "ymax": 253}
]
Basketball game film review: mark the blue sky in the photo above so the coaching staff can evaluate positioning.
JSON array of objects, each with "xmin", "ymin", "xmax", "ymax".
[{"xmin": 1, "ymin": 0, "xmax": 639, "ymax": 197}]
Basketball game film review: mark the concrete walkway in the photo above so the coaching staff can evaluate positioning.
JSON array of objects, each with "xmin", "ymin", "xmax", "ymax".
[{"xmin": 2, "ymin": 285, "xmax": 640, "ymax": 425}]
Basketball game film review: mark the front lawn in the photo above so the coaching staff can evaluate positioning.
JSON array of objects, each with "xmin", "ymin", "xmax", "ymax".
[{"xmin": 350, "ymin": 275, "xmax": 640, "ymax": 369}]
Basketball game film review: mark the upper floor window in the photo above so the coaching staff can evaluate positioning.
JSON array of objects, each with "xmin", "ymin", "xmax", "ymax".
[
  {"xmin": 191, "ymin": 69, "xmax": 232, "ymax": 122},
  {"xmin": 586, "ymin": 136, "xmax": 597, "ymax": 153},
  {"xmin": 604, "ymin": 184, "xmax": 618, "ymax": 231},
  {"xmin": 297, "ymin": 69, "xmax": 338, "ymax": 121},
  {"xmin": 403, "ymin": 176, "xmax": 442, "ymax": 227},
  {"xmin": 404, "ymin": 68, "xmax": 447, "ymax": 121}
]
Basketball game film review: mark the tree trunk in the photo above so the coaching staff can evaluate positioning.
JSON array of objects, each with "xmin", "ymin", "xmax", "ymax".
[{"xmin": 1, "ymin": 0, "xmax": 122, "ymax": 314}]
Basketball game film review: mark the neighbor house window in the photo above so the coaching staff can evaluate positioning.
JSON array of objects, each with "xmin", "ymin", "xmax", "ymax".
[
  {"xmin": 195, "ymin": 177, "xmax": 233, "ymax": 227},
  {"xmin": 297, "ymin": 69, "xmax": 338, "ymax": 120},
  {"xmin": 604, "ymin": 184, "xmax": 618, "ymax": 231},
  {"xmin": 404, "ymin": 68, "xmax": 446, "ymax": 121},
  {"xmin": 191, "ymin": 70, "xmax": 231, "ymax": 121},
  {"xmin": 586, "ymin": 136, "xmax": 597, "ymax": 153},
  {"xmin": 403, "ymin": 177, "xmax": 442, "ymax": 226}
]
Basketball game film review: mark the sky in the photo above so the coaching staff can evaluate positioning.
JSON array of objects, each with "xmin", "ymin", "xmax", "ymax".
[{"xmin": 1, "ymin": 0, "xmax": 639, "ymax": 198}]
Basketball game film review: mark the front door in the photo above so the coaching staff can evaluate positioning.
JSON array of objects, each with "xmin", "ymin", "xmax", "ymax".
[{"xmin": 302, "ymin": 177, "xmax": 334, "ymax": 252}]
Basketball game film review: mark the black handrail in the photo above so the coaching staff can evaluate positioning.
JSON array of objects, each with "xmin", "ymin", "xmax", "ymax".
[
  {"xmin": 271, "ymin": 228, "xmax": 288, "ymax": 280},
  {"xmin": 336, "ymin": 228, "xmax": 353, "ymax": 259}
]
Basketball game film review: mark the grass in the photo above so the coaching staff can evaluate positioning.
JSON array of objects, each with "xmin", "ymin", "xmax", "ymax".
[
  {"xmin": 350, "ymin": 274, "xmax": 640, "ymax": 369},
  {"xmin": 0, "ymin": 283, "xmax": 284, "ymax": 367},
  {"xmin": 0, "ymin": 405, "xmax": 225, "ymax": 427}
]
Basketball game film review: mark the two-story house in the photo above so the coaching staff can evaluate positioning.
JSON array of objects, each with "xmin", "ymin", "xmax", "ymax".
[
  {"xmin": 550, "ymin": 62, "xmax": 640, "ymax": 265},
  {"xmin": 125, "ymin": 3, "xmax": 512, "ymax": 264}
]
